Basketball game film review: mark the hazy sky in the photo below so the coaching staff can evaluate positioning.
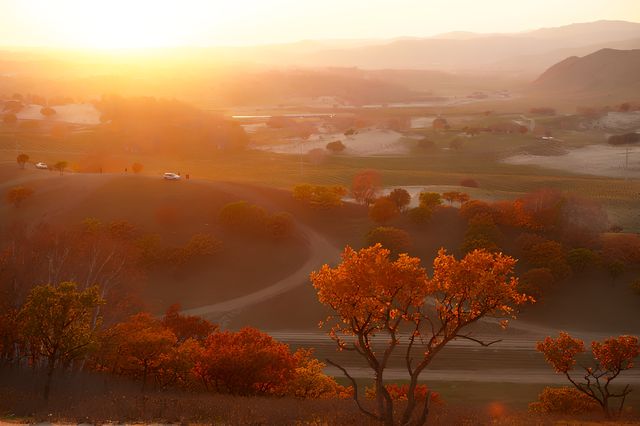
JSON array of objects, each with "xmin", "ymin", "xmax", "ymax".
[{"xmin": 1, "ymin": 0, "xmax": 638, "ymax": 48}]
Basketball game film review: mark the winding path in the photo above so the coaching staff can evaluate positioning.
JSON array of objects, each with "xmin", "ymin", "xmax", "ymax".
[{"xmin": 181, "ymin": 181, "xmax": 341, "ymax": 319}]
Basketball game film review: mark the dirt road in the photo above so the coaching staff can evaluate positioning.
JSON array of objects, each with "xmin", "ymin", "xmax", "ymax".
[{"xmin": 181, "ymin": 181, "xmax": 340, "ymax": 318}]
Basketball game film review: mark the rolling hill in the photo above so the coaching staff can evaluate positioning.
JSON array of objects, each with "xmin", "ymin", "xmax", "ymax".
[{"xmin": 532, "ymin": 48, "xmax": 640, "ymax": 97}]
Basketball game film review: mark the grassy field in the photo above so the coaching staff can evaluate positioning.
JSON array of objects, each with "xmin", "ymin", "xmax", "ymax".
[{"xmin": 4, "ymin": 122, "xmax": 638, "ymax": 231}]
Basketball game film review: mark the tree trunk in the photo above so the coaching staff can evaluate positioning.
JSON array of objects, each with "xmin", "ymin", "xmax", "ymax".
[
  {"xmin": 43, "ymin": 356, "xmax": 56, "ymax": 400},
  {"xmin": 375, "ymin": 370, "xmax": 393, "ymax": 426},
  {"xmin": 402, "ymin": 375, "xmax": 419, "ymax": 425},
  {"xmin": 603, "ymin": 398, "xmax": 611, "ymax": 419}
]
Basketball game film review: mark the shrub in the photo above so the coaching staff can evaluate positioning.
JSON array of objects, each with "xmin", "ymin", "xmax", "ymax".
[
  {"xmin": 219, "ymin": 201, "xmax": 295, "ymax": 239},
  {"xmin": 326, "ymin": 140, "xmax": 346, "ymax": 153},
  {"xmin": 219, "ymin": 201, "xmax": 268, "ymax": 232},
  {"xmin": 268, "ymin": 212, "xmax": 295, "ymax": 239},
  {"xmin": 418, "ymin": 192, "xmax": 442, "ymax": 210},
  {"xmin": 286, "ymin": 348, "xmax": 351, "ymax": 399},
  {"xmin": 132, "ymin": 162, "xmax": 144, "ymax": 174},
  {"xmin": 459, "ymin": 200, "xmax": 496, "ymax": 222},
  {"xmin": 174, "ymin": 233, "xmax": 222, "ymax": 264},
  {"xmin": 417, "ymin": 138, "xmax": 435, "ymax": 149},
  {"xmin": 365, "ymin": 383, "xmax": 441, "ymax": 403},
  {"xmin": 40, "ymin": 106, "xmax": 56, "ymax": 117},
  {"xmin": 460, "ymin": 214, "xmax": 502, "ymax": 254},
  {"xmin": 6, "ymin": 186, "xmax": 34, "ymax": 207},
  {"xmin": 16, "ymin": 153, "xmax": 29, "ymax": 169},
  {"xmin": 460, "ymin": 178, "xmax": 479, "ymax": 188},
  {"xmin": 529, "ymin": 387, "xmax": 600, "ymax": 414},
  {"xmin": 567, "ymin": 248, "xmax": 598, "ymax": 273},
  {"xmin": 365, "ymin": 227, "xmax": 412, "ymax": 255},
  {"xmin": 518, "ymin": 268, "xmax": 555, "ymax": 301},
  {"xmin": 369, "ymin": 197, "xmax": 398, "ymax": 224},
  {"xmin": 387, "ymin": 188, "xmax": 411, "ymax": 212},
  {"xmin": 517, "ymin": 234, "xmax": 570, "ymax": 280},
  {"xmin": 193, "ymin": 327, "xmax": 296, "ymax": 396},
  {"xmin": 293, "ymin": 184, "xmax": 346, "ymax": 208},
  {"xmin": 408, "ymin": 206, "xmax": 432, "ymax": 224}
]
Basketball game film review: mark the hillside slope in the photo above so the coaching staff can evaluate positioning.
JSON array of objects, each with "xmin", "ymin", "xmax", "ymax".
[{"xmin": 532, "ymin": 48, "xmax": 640, "ymax": 98}]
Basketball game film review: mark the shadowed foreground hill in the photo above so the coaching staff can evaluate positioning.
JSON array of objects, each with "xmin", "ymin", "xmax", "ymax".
[{"xmin": 532, "ymin": 48, "xmax": 640, "ymax": 98}]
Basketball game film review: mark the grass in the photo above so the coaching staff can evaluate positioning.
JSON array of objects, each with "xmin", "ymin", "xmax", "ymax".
[
  {"xmin": 2, "ymin": 370, "xmax": 639, "ymax": 425},
  {"xmin": 2, "ymin": 123, "xmax": 639, "ymax": 232}
]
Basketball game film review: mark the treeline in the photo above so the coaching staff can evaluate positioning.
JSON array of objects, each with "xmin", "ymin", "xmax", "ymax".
[
  {"xmin": 608, "ymin": 132, "xmax": 640, "ymax": 145},
  {"xmin": 326, "ymin": 170, "xmax": 640, "ymax": 301},
  {"xmin": 0, "ymin": 284, "xmax": 349, "ymax": 400}
]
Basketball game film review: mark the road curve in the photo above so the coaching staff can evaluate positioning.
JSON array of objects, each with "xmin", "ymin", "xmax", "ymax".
[{"xmin": 181, "ymin": 181, "xmax": 341, "ymax": 318}]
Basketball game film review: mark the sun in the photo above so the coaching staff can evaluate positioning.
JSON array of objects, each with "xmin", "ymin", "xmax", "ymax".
[{"xmin": 22, "ymin": 0, "xmax": 213, "ymax": 49}]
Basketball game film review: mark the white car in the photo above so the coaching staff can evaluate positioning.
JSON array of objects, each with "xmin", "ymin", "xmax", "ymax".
[
  {"xmin": 163, "ymin": 172, "xmax": 181, "ymax": 180},
  {"xmin": 35, "ymin": 162, "xmax": 48, "ymax": 169}
]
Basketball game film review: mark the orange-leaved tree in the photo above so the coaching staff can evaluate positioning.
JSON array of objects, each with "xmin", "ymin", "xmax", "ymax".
[
  {"xmin": 537, "ymin": 332, "xmax": 640, "ymax": 418},
  {"xmin": 310, "ymin": 244, "xmax": 531, "ymax": 426},
  {"xmin": 369, "ymin": 197, "xmax": 399, "ymax": 224},
  {"xmin": 351, "ymin": 170, "xmax": 381, "ymax": 206},
  {"xmin": 286, "ymin": 348, "xmax": 352, "ymax": 399},
  {"xmin": 95, "ymin": 312, "xmax": 177, "ymax": 390},
  {"xmin": 19, "ymin": 282, "xmax": 104, "ymax": 400},
  {"xmin": 193, "ymin": 327, "xmax": 296, "ymax": 396}
]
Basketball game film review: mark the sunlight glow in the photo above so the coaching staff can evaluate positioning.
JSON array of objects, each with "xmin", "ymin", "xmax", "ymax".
[{"xmin": 1, "ymin": 0, "xmax": 639, "ymax": 49}]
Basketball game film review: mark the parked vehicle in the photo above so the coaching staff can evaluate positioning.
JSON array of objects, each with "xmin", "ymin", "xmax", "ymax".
[
  {"xmin": 163, "ymin": 172, "xmax": 181, "ymax": 180},
  {"xmin": 35, "ymin": 162, "xmax": 48, "ymax": 169}
]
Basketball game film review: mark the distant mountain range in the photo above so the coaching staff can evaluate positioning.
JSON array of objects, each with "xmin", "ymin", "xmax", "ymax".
[
  {"xmin": 533, "ymin": 48, "xmax": 640, "ymax": 96},
  {"xmin": 220, "ymin": 20, "xmax": 640, "ymax": 76}
]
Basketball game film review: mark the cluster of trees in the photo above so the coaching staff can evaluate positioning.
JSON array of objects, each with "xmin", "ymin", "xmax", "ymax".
[
  {"xmin": 0, "ymin": 219, "xmax": 145, "ymax": 323},
  {"xmin": 293, "ymin": 184, "xmax": 347, "ymax": 208},
  {"xmin": 348, "ymin": 173, "xmax": 634, "ymax": 300},
  {"xmin": 457, "ymin": 189, "xmax": 640, "ymax": 298},
  {"xmin": 365, "ymin": 188, "xmax": 412, "ymax": 225},
  {"xmin": 442, "ymin": 191, "xmax": 469, "ymax": 206},
  {"xmin": 0, "ymin": 284, "xmax": 349, "ymax": 401},
  {"xmin": 0, "ymin": 219, "xmax": 225, "ymax": 325},
  {"xmin": 218, "ymin": 201, "xmax": 294, "ymax": 239},
  {"xmin": 94, "ymin": 95, "xmax": 248, "ymax": 155}
]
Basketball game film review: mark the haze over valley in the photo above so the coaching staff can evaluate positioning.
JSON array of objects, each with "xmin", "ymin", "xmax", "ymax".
[{"xmin": 1, "ymin": 3, "xmax": 640, "ymax": 424}]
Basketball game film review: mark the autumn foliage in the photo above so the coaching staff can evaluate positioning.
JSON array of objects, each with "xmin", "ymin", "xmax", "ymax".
[
  {"xmin": 311, "ymin": 244, "xmax": 531, "ymax": 425},
  {"xmin": 218, "ymin": 201, "xmax": 295, "ymax": 239},
  {"xmin": 537, "ymin": 332, "xmax": 640, "ymax": 417},
  {"xmin": 529, "ymin": 387, "xmax": 600, "ymax": 414},
  {"xmin": 293, "ymin": 184, "xmax": 347, "ymax": 208},
  {"xmin": 369, "ymin": 197, "xmax": 399, "ymax": 224},
  {"xmin": 351, "ymin": 170, "xmax": 381, "ymax": 206}
]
